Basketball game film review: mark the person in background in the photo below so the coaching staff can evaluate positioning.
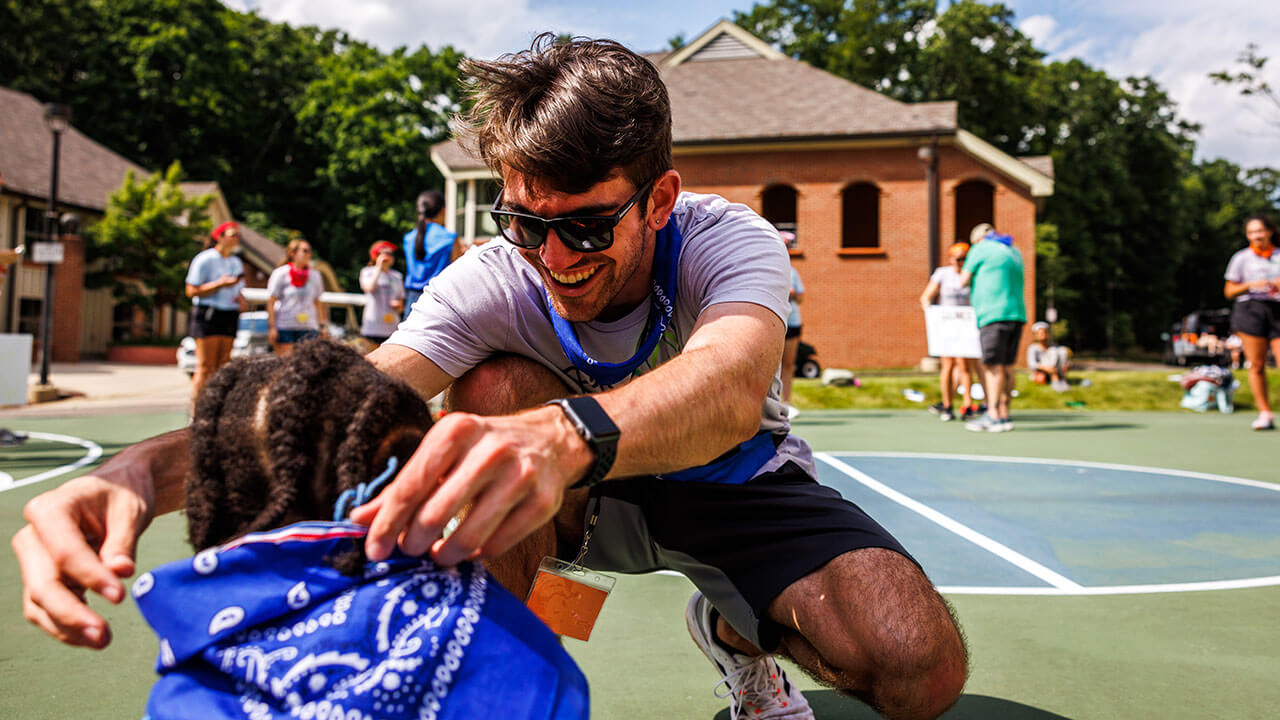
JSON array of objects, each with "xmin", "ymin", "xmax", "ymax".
[
  {"xmin": 1224, "ymin": 213, "xmax": 1280, "ymax": 430},
  {"xmin": 778, "ymin": 231, "xmax": 803, "ymax": 416},
  {"xmin": 1026, "ymin": 321, "xmax": 1071, "ymax": 392},
  {"xmin": 960, "ymin": 223, "xmax": 1026, "ymax": 432},
  {"xmin": 184, "ymin": 221, "xmax": 246, "ymax": 405},
  {"xmin": 920, "ymin": 242, "xmax": 982, "ymax": 421},
  {"xmin": 359, "ymin": 240, "xmax": 406, "ymax": 346},
  {"xmin": 401, "ymin": 190, "xmax": 457, "ymax": 320},
  {"xmin": 266, "ymin": 238, "xmax": 326, "ymax": 356}
]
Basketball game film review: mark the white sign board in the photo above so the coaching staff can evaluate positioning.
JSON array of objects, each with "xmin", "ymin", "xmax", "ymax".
[
  {"xmin": 32, "ymin": 242, "xmax": 64, "ymax": 264},
  {"xmin": 925, "ymin": 305, "xmax": 981, "ymax": 359},
  {"xmin": 0, "ymin": 334, "xmax": 32, "ymax": 405}
]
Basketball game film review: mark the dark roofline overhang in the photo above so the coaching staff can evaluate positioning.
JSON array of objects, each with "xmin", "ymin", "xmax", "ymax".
[
  {"xmin": 673, "ymin": 128, "xmax": 957, "ymax": 151},
  {"xmin": 0, "ymin": 185, "xmax": 107, "ymax": 215}
]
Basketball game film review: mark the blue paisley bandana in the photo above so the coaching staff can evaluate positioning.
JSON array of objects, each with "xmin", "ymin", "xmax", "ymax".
[{"xmin": 133, "ymin": 521, "xmax": 588, "ymax": 720}]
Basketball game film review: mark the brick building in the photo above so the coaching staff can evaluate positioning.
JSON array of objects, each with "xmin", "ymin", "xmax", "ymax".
[
  {"xmin": 0, "ymin": 86, "xmax": 336, "ymax": 361},
  {"xmin": 430, "ymin": 21, "xmax": 1054, "ymax": 369}
]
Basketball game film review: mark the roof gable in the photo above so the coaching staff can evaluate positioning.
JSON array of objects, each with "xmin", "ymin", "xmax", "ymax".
[
  {"xmin": 0, "ymin": 85, "xmax": 147, "ymax": 212},
  {"xmin": 663, "ymin": 19, "xmax": 785, "ymax": 67}
]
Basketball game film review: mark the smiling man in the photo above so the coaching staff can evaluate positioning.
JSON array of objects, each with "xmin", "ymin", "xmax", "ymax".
[{"xmin": 13, "ymin": 34, "xmax": 965, "ymax": 720}]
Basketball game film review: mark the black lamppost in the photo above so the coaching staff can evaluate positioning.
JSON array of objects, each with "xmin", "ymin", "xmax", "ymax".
[
  {"xmin": 38, "ymin": 103, "xmax": 71, "ymax": 388},
  {"xmin": 917, "ymin": 141, "xmax": 940, "ymax": 279}
]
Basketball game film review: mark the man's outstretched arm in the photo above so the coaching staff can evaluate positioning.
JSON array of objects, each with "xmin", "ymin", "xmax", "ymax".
[
  {"xmin": 12, "ymin": 428, "xmax": 192, "ymax": 648},
  {"xmin": 354, "ymin": 301, "xmax": 784, "ymax": 567}
]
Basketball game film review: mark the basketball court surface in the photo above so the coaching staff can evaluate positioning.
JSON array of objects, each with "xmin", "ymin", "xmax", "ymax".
[{"xmin": 2, "ymin": 408, "xmax": 1277, "ymax": 718}]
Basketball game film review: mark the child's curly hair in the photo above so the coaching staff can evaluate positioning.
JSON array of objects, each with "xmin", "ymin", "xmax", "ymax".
[{"xmin": 185, "ymin": 339, "xmax": 432, "ymax": 552}]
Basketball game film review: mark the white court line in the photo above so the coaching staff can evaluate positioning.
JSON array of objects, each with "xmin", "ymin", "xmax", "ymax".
[
  {"xmin": 0, "ymin": 431, "xmax": 103, "ymax": 492},
  {"xmin": 834, "ymin": 451, "xmax": 1280, "ymax": 493},
  {"xmin": 817, "ymin": 452, "xmax": 1082, "ymax": 590},
  {"xmin": 828, "ymin": 451, "xmax": 1280, "ymax": 596}
]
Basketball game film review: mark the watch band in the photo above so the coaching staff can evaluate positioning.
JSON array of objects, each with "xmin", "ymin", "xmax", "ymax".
[{"xmin": 547, "ymin": 396, "xmax": 620, "ymax": 489}]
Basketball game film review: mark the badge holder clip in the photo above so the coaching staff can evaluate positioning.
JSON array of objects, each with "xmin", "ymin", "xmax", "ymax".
[{"xmin": 526, "ymin": 498, "xmax": 614, "ymax": 641}]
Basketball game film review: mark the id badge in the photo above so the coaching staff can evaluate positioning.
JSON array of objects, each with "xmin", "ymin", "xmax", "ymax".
[
  {"xmin": 383, "ymin": 313, "xmax": 396, "ymax": 324},
  {"xmin": 526, "ymin": 557, "xmax": 615, "ymax": 641},
  {"xmin": 296, "ymin": 312, "xmax": 309, "ymax": 323}
]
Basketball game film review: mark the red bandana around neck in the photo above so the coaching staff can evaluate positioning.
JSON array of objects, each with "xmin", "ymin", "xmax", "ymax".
[
  {"xmin": 1252, "ymin": 244, "xmax": 1275, "ymax": 259},
  {"xmin": 288, "ymin": 263, "xmax": 310, "ymax": 287}
]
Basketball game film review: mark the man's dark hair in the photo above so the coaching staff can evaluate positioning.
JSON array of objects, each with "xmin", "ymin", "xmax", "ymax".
[
  {"xmin": 455, "ymin": 32, "xmax": 673, "ymax": 194},
  {"xmin": 413, "ymin": 190, "xmax": 446, "ymax": 261},
  {"xmin": 185, "ymin": 340, "xmax": 432, "ymax": 552}
]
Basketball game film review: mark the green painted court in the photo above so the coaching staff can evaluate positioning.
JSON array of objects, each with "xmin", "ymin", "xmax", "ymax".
[{"xmin": 2, "ymin": 409, "xmax": 1278, "ymax": 719}]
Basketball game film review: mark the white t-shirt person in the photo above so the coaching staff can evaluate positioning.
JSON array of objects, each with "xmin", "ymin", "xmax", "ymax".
[
  {"xmin": 929, "ymin": 265, "xmax": 970, "ymax": 307},
  {"xmin": 359, "ymin": 265, "xmax": 406, "ymax": 339},
  {"xmin": 266, "ymin": 265, "xmax": 325, "ymax": 330}
]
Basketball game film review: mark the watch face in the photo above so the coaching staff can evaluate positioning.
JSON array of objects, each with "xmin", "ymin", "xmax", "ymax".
[{"xmin": 564, "ymin": 397, "xmax": 620, "ymax": 441}]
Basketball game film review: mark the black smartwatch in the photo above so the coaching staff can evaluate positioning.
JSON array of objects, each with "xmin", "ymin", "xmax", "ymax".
[{"xmin": 547, "ymin": 396, "xmax": 620, "ymax": 489}]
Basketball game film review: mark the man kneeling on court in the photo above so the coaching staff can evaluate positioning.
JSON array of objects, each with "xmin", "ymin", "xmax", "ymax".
[{"xmin": 13, "ymin": 34, "xmax": 966, "ymax": 720}]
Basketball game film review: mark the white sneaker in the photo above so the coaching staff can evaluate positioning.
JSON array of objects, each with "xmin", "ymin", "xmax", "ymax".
[{"xmin": 685, "ymin": 592, "xmax": 814, "ymax": 719}]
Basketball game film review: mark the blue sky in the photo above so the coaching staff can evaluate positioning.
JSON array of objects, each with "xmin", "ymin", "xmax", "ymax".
[{"xmin": 226, "ymin": 1, "xmax": 1280, "ymax": 169}]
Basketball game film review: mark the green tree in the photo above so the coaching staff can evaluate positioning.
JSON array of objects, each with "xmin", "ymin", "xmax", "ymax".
[
  {"xmin": 293, "ymin": 40, "xmax": 463, "ymax": 284},
  {"xmin": 86, "ymin": 162, "xmax": 211, "ymax": 318},
  {"xmin": 734, "ymin": 0, "xmax": 934, "ymax": 94}
]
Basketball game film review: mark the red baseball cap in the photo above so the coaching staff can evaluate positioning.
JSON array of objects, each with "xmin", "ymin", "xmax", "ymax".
[
  {"xmin": 212, "ymin": 221, "xmax": 239, "ymax": 240},
  {"xmin": 369, "ymin": 241, "xmax": 397, "ymax": 261}
]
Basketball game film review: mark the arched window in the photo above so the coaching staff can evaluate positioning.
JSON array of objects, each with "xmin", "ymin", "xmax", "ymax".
[
  {"xmin": 841, "ymin": 182, "xmax": 880, "ymax": 249},
  {"xmin": 762, "ymin": 184, "xmax": 797, "ymax": 242},
  {"xmin": 954, "ymin": 180, "xmax": 994, "ymax": 244}
]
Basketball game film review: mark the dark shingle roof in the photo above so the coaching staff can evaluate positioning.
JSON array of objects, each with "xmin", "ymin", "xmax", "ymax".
[
  {"xmin": 0, "ymin": 86, "xmax": 147, "ymax": 211},
  {"xmin": 658, "ymin": 54, "xmax": 955, "ymax": 144}
]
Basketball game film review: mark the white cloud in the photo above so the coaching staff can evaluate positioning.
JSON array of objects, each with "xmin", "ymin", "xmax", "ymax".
[
  {"xmin": 231, "ymin": 0, "xmax": 602, "ymax": 58},
  {"xmin": 1101, "ymin": 14, "xmax": 1280, "ymax": 167},
  {"xmin": 1018, "ymin": 15, "xmax": 1059, "ymax": 53}
]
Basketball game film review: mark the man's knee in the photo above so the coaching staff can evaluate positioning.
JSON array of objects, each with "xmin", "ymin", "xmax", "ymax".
[
  {"xmin": 446, "ymin": 353, "xmax": 570, "ymax": 415},
  {"xmin": 778, "ymin": 548, "xmax": 967, "ymax": 719}
]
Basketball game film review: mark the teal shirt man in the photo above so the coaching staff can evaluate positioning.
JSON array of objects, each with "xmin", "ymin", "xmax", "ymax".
[{"xmin": 962, "ymin": 234, "xmax": 1026, "ymax": 327}]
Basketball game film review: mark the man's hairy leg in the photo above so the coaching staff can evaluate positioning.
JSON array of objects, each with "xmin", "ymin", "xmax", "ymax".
[
  {"xmin": 444, "ymin": 353, "xmax": 591, "ymax": 598},
  {"xmin": 748, "ymin": 548, "xmax": 968, "ymax": 720}
]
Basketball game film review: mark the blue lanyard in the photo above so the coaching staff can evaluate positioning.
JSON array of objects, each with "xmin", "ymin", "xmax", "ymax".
[{"xmin": 547, "ymin": 221, "xmax": 682, "ymax": 387}]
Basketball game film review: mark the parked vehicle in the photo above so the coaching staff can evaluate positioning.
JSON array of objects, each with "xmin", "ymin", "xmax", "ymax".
[
  {"xmin": 1161, "ymin": 309, "xmax": 1231, "ymax": 367},
  {"xmin": 795, "ymin": 340, "xmax": 821, "ymax": 378},
  {"xmin": 177, "ymin": 311, "xmax": 345, "ymax": 376}
]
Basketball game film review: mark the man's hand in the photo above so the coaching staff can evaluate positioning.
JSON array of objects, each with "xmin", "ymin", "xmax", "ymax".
[
  {"xmin": 350, "ymin": 405, "xmax": 591, "ymax": 567},
  {"xmin": 12, "ymin": 474, "xmax": 153, "ymax": 648}
]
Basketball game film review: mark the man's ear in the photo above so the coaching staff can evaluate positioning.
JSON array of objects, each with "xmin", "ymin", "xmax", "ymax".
[{"xmin": 645, "ymin": 170, "xmax": 682, "ymax": 230}]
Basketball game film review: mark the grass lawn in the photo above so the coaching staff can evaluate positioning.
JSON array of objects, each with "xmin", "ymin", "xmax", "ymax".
[{"xmin": 793, "ymin": 366, "xmax": 1278, "ymax": 413}]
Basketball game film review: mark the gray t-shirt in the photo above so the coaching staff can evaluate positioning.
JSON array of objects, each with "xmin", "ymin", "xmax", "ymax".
[
  {"xmin": 388, "ymin": 191, "xmax": 815, "ymax": 478},
  {"xmin": 267, "ymin": 265, "xmax": 325, "ymax": 330},
  {"xmin": 929, "ymin": 265, "xmax": 970, "ymax": 307},
  {"xmin": 1224, "ymin": 247, "xmax": 1280, "ymax": 302},
  {"xmin": 359, "ymin": 266, "xmax": 406, "ymax": 338}
]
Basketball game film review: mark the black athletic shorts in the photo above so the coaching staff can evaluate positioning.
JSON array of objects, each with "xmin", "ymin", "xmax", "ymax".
[
  {"xmin": 785, "ymin": 325, "xmax": 802, "ymax": 340},
  {"xmin": 979, "ymin": 320, "xmax": 1025, "ymax": 366},
  {"xmin": 582, "ymin": 461, "xmax": 914, "ymax": 652},
  {"xmin": 1231, "ymin": 300, "xmax": 1280, "ymax": 340},
  {"xmin": 190, "ymin": 306, "xmax": 239, "ymax": 338}
]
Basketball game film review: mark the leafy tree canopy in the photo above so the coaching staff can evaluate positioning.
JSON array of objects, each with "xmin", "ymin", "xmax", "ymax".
[{"xmin": 86, "ymin": 161, "xmax": 211, "ymax": 313}]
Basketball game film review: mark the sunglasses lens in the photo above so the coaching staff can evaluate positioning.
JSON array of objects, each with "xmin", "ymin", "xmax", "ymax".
[
  {"xmin": 496, "ymin": 214, "xmax": 547, "ymax": 249},
  {"xmin": 556, "ymin": 219, "xmax": 612, "ymax": 252}
]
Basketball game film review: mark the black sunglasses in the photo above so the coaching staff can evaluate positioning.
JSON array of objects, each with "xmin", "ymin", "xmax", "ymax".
[{"xmin": 490, "ymin": 180, "xmax": 654, "ymax": 253}]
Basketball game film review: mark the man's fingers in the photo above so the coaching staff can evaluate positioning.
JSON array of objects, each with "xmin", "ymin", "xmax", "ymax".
[
  {"xmin": 24, "ymin": 498, "xmax": 123, "ymax": 604},
  {"xmin": 444, "ymin": 494, "xmax": 551, "ymax": 566},
  {"xmin": 99, "ymin": 491, "xmax": 147, "ymax": 587},
  {"xmin": 365, "ymin": 415, "xmax": 479, "ymax": 560}
]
